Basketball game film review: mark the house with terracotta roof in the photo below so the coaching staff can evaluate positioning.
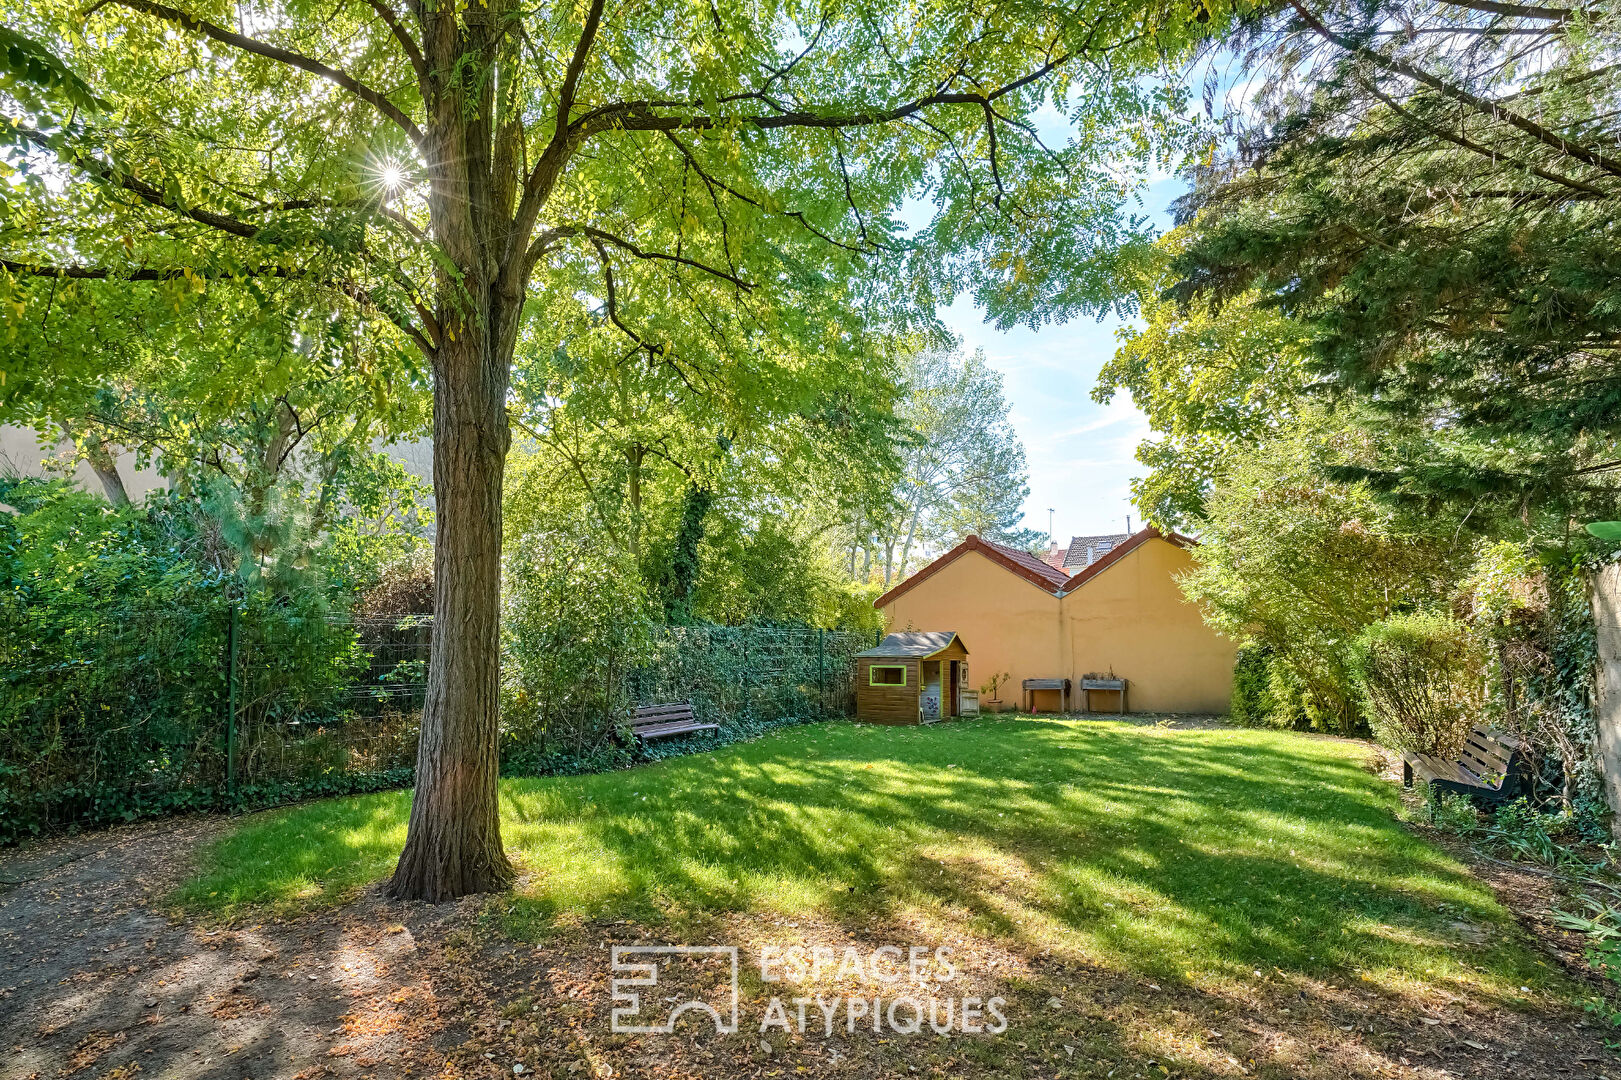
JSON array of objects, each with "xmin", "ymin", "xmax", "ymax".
[
  {"xmin": 874, "ymin": 528, "xmax": 1237, "ymax": 715},
  {"xmin": 1041, "ymin": 533, "xmax": 1132, "ymax": 573}
]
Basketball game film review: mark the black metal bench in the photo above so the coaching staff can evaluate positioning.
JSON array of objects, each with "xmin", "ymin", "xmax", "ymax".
[
  {"xmin": 629, "ymin": 701, "xmax": 718, "ymax": 741},
  {"xmin": 1402, "ymin": 726, "xmax": 1530, "ymax": 805}
]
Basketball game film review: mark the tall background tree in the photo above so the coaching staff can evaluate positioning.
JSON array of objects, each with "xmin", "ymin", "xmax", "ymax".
[
  {"xmin": 844, "ymin": 346, "xmax": 1045, "ymax": 585},
  {"xmin": 1171, "ymin": 0, "xmax": 1621, "ymax": 529},
  {"xmin": 1095, "ymin": 228, "xmax": 1311, "ymax": 530},
  {"xmin": 1, "ymin": 0, "xmax": 1216, "ymax": 898},
  {"xmin": 1099, "ymin": 0, "xmax": 1621, "ymax": 748},
  {"xmin": 503, "ymin": 323, "xmax": 902, "ymax": 630}
]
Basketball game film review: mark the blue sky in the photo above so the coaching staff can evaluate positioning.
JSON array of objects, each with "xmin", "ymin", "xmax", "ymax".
[{"xmin": 938, "ymin": 175, "xmax": 1185, "ymax": 546}]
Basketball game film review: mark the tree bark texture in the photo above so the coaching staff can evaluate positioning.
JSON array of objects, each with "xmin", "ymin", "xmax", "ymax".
[
  {"xmin": 386, "ymin": 0, "xmax": 537, "ymax": 902},
  {"xmin": 83, "ymin": 437, "xmax": 130, "ymax": 507},
  {"xmin": 389, "ymin": 327, "xmax": 515, "ymax": 901}
]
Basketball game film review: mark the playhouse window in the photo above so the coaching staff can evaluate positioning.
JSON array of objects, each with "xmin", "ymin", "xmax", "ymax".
[{"xmin": 870, "ymin": 665, "xmax": 906, "ymax": 687}]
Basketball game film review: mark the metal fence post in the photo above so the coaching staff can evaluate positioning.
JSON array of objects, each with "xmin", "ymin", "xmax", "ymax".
[
  {"xmin": 226, "ymin": 600, "xmax": 239, "ymax": 808},
  {"xmin": 818, "ymin": 629, "xmax": 826, "ymax": 717}
]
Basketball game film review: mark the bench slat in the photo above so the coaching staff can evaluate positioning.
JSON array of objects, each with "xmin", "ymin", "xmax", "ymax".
[
  {"xmin": 637, "ymin": 719, "xmax": 713, "ymax": 732},
  {"xmin": 1462, "ymin": 737, "xmax": 1512, "ymax": 770},
  {"xmin": 1406, "ymin": 753, "xmax": 1469, "ymax": 784},
  {"xmin": 1403, "ymin": 726, "xmax": 1528, "ymax": 803},
  {"xmin": 638, "ymin": 722, "xmax": 719, "ymax": 740},
  {"xmin": 627, "ymin": 701, "xmax": 712, "ymax": 741},
  {"xmin": 634, "ymin": 705, "xmax": 696, "ymax": 718}
]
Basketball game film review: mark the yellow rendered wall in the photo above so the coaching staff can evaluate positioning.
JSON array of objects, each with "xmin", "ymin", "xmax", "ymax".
[
  {"xmin": 879, "ymin": 550, "xmax": 1061, "ymax": 706},
  {"xmin": 1059, "ymin": 539, "xmax": 1236, "ymax": 714},
  {"xmin": 880, "ymin": 539, "xmax": 1237, "ymax": 715}
]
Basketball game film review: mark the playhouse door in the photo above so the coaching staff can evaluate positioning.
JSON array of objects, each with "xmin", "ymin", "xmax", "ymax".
[{"xmin": 919, "ymin": 661, "xmax": 942, "ymax": 722}]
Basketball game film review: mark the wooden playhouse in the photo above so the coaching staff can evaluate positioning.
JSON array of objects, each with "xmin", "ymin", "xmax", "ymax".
[{"xmin": 854, "ymin": 631, "xmax": 975, "ymax": 724}]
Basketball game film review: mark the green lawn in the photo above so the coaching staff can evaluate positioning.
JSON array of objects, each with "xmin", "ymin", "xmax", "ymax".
[{"xmin": 177, "ymin": 716, "xmax": 1569, "ymax": 1004}]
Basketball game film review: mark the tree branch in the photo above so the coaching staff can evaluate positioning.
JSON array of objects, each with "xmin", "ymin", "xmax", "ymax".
[
  {"xmin": 554, "ymin": 0, "xmax": 606, "ymax": 129},
  {"xmin": 17, "ymin": 126, "xmax": 263, "ymax": 238},
  {"xmin": 104, "ymin": 0, "xmax": 425, "ymax": 149},
  {"xmin": 1435, "ymin": 0, "xmax": 1572, "ymax": 20},
  {"xmin": 579, "ymin": 226, "xmax": 754, "ymax": 290},
  {"xmin": 0, "ymin": 259, "xmax": 289, "ymax": 280},
  {"xmin": 1359, "ymin": 81, "xmax": 1612, "ymax": 197},
  {"xmin": 507, "ymin": 0, "xmax": 605, "ymax": 271},
  {"xmin": 1289, "ymin": 0, "xmax": 1621, "ymax": 179},
  {"xmin": 363, "ymin": 0, "xmax": 426, "ymax": 87},
  {"xmin": 520, "ymin": 223, "xmax": 754, "ymax": 290},
  {"xmin": 1, "ymin": 259, "xmax": 436, "ymax": 357},
  {"xmin": 575, "ymin": 54, "xmax": 1073, "ymax": 140}
]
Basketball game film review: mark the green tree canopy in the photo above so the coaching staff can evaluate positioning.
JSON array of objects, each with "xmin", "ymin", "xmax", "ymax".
[
  {"xmin": 843, "ymin": 346, "xmax": 1043, "ymax": 585},
  {"xmin": 1096, "ymin": 227, "xmax": 1311, "ymax": 530},
  {"xmin": 0, "ymin": 0, "xmax": 1221, "ymax": 898},
  {"xmin": 0, "ymin": 276, "xmax": 431, "ymax": 573},
  {"xmin": 1179, "ymin": 414, "xmax": 1470, "ymax": 733},
  {"xmin": 1168, "ymin": 0, "xmax": 1621, "ymax": 530}
]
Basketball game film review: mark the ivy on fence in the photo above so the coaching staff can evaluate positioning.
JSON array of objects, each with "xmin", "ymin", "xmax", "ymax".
[{"xmin": 0, "ymin": 602, "xmax": 865, "ymax": 842}]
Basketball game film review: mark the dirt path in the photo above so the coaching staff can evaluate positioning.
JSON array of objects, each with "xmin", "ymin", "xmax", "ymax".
[
  {"xmin": 3, "ymin": 815, "xmax": 1617, "ymax": 1080},
  {"xmin": 0, "ymin": 815, "xmax": 453, "ymax": 1080}
]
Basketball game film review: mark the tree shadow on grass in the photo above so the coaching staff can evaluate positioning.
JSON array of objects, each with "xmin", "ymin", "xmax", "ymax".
[
  {"xmin": 490, "ymin": 718, "xmax": 1561, "ymax": 1010},
  {"xmin": 20, "ymin": 721, "xmax": 1597, "ymax": 1080}
]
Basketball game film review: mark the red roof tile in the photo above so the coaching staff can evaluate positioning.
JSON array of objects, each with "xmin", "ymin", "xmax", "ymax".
[
  {"xmin": 977, "ymin": 537, "xmax": 1072, "ymax": 589},
  {"xmin": 873, "ymin": 528, "xmax": 1198, "ymax": 608}
]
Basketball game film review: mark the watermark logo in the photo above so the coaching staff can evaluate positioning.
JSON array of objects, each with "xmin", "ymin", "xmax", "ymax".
[
  {"xmin": 610, "ymin": 946, "xmax": 740, "ymax": 1034},
  {"xmin": 609, "ymin": 945, "xmax": 1006, "ymax": 1037}
]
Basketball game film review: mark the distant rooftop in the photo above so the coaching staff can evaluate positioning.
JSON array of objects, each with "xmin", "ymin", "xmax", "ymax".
[
  {"xmin": 1042, "ymin": 534, "xmax": 1133, "ymax": 573},
  {"xmin": 978, "ymin": 537, "xmax": 1071, "ymax": 590}
]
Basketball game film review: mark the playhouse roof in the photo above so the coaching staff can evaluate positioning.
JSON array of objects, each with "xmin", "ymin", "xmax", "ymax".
[{"xmin": 855, "ymin": 631, "xmax": 966, "ymax": 659}]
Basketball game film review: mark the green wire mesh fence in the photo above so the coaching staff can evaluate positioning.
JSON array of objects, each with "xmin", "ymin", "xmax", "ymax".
[{"xmin": 0, "ymin": 600, "xmax": 863, "ymax": 841}]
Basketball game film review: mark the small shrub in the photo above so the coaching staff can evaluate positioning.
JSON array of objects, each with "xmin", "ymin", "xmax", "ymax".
[
  {"xmin": 357, "ymin": 550, "xmax": 434, "ymax": 617},
  {"xmin": 1228, "ymin": 647, "xmax": 1314, "ymax": 729},
  {"xmin": 1427, "ymin": 787, "xmax": 1483, "ymax": 832},
  {"xmin": 1229, "ymin": 647, "xmax": 1273, "ymax": 726},
  {"xmin": 980, "ymin": 670, "xmax": 1012, "ymax": 700},
  {"xmin": 1351, "ymin": 610, "xmax": 1485, "ymax": 756}
]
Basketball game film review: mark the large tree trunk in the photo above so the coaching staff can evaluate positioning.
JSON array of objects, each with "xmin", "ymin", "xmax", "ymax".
[
  {"xmin": 389, "ymin": 326, "xmax": 515, "ymax": 902},
  {"xmin": 81, "ymin": 436, "xmax": 129, "ymax": 508}
]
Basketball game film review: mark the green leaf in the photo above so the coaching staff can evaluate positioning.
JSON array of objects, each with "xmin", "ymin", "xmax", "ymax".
[{"xmin": 0, "ymin": 27, "xmax": 105, "ymax": 115}]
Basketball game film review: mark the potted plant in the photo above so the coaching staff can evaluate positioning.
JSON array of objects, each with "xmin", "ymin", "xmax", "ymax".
[{"xmin": 980, "ymin": 671, "xmax": 1013, "ymax": 713}]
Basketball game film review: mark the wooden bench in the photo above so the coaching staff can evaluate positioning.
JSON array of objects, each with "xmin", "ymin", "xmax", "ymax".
[
  {"xmin": 629, "ymin": 701, "xmax": 718, "ymax": 741},
  {"xmin": 1402, "ymin": 726, "xmax": 1530, "ymax": 805}
]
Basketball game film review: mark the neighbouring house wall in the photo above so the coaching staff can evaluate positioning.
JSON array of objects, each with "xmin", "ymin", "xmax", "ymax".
[
  {"xmin": 1589, "ymin": 562, "xmax": 1621, "ymax": 814},
  {"xmin": 1060, "ymin": 538, "xmax": 1237, "ymax": 714},
  {"xmin": 0, "ymin": 424, "xmax": 167, "ymax": 504},
  {"xmin": 880, "ymin": 549, "xmax": 1062, "ymax": 705},
  {"xmin": 879, "ymin": 537, "xmax": 1237, "ymax": 715}
]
